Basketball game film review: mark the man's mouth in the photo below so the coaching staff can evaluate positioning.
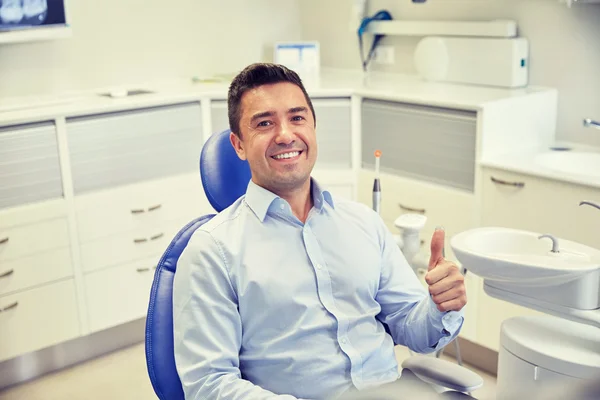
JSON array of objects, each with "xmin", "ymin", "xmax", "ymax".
[{"xmin": 271, "ymin": 150, "xmax": 303, "ymax": 161}]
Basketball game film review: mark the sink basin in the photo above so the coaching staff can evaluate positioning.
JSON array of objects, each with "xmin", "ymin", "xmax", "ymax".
[
  {"xmin": 534, "ymin": 151, "xmax": 600, "ymax": 178},
  {"xmin": 450, "ymin": 227, "xmax": 600, "ymax": 286},
  {"xmin": 451, "ymin": 226, "xmax": 600, "ymax": 325}
]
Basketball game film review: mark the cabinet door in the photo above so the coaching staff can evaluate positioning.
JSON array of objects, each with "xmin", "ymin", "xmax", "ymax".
[
  {"xmin": 481, "ymin": 167, "xmax": 600, "ymax": 249},
  {"xmin": 66, "ymin": 102, "xmax": 203, "ymax": 194},
  {"xmin": 84, "ymin": 256, "xmax": 158, "ymax": 333},
  {"xmin": 361, "ymin": 99, "xmax": 477, "ymax": 192},
  {"xmin": 0, "ymin": 279, "xmax": 80, "ymax": 362},
  {"xmin": 0, "ymin": 122, "xmax": 63, "ymax": 210}
]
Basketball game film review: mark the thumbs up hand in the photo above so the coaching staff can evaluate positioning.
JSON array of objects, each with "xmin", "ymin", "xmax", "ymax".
[{"xmin": 424, "ymin": 227, "xmax": 467, "ymax": 312}]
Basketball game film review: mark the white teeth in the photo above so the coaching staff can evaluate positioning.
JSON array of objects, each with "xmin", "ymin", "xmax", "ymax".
[{"xmin": 273, "ymin": 151, "xmax": 300, "ymax": 160}]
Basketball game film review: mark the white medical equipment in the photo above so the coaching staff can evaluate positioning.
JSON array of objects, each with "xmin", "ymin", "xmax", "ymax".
[
  {"xmin": 414, "ymin": 37, "xmax": 529, "ymax": 88},
  {"xmin": 451, "ymin": 200, "xmax": 600, "ymax": 399}
]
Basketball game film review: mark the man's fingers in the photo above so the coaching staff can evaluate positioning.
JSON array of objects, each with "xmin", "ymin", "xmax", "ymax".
[
  {"xmin": 427, "ymin": 274, "xmax": 460, "ymax": 296},
  {"xmin": 436, "ymin": 297, "xmax": 467, "ymax": 313},
  {"xmin": 431, "ymin": 284, "xmax": 466, "ymax": 304},
  {"xmin": 428, "ymin": 228, "xmax": 445, "ymax": 271}
]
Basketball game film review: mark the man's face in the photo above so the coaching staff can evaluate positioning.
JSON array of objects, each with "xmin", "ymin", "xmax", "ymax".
[{"xmin": 230, "ymin": 82, "xmax": 317, "ymax": 193}]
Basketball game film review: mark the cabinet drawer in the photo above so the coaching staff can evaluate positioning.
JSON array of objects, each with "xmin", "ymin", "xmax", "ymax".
[
  {"xmin": 75, "ymin": 173, "xmax": 210, "ymax": 242},
  {"xmin": 0, "ymin": 218, "xmax": 70, "ymax": 263},
  {"xmin": 481, "ymin": 167, "xmax": 600, "ymax": 249},
  {"xmin": 0, "ymin": 122, "xmax": 64, "ymax": 210},
  {"xmin": 0, "ymin": 279, "xmax": 80, "ymax": 362},
  {"xmin": 0, "ymin": 248, "xmax": 73, "ymax": 297},
  {"xmin": 66, "ymin": 102, "xmax": 204, "ymax": 194},
  {"xmin": 85, "ymin": 256, "xmax": 158, "ymax": 333},
  {"xmin": 80, "ymin": 220, "xmax": 185, "ymax": 273},
  {"xmin": 358, "ymin": 169, "xmax": 476, "ymax": 262},
  {"xmin": 361, "ymin": 99, "xmax": 476, "ymax": 192}
]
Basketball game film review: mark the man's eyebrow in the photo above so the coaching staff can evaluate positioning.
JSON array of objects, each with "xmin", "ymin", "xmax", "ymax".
[
  {"xmin": 288, "ymin": 106, "xmax": 308, "ymax": 114},
  {"xmin": 250, "ymin": 111, "xmax": 275, "ymax": 123}
]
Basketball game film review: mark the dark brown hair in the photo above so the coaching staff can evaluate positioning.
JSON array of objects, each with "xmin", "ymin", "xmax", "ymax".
[{"xmin": 227, "ymin": 63, "xmax": 316, "ymax": 137}]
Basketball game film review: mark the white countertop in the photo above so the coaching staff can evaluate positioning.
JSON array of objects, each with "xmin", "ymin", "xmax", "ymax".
[
  {"xmin": 0, "ymin": 68, "xmax": 553, "ymax": 127},
  {"xmin": 481, "ymin": 142, "xmax": 600, "ymax": 190}
]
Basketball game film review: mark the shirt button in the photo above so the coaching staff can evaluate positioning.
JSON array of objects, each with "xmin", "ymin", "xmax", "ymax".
[
  {"xmin": 316, "ymin": 264, "xmax": 322, "ymax": 270},
  {"xmin": 341, "ymin": 338, "xmax": 347, "ymax": 344},
  {"xmin": 280, "ymin": 204, "xmax": 285, "ymax": 210}
]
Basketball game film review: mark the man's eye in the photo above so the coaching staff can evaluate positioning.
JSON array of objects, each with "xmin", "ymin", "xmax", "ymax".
[
  {"xmin": 257, "ymin": 121, "xmax": 272, "ymax": 127},
  {"xmin": 292, "ymin": 116, "xmax": 305, "ymax": 121}
]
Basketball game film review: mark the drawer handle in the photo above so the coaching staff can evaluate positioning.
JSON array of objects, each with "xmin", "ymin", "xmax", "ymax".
[
  {"xmin": 399, "ymin": 203, "xmax": 426, "ymax": 214},
  {"xmin": 0, "ymin": 269, "xmax": 14, "ymax": 279},
  {"xmin": 490, "ymin": 176, "xmax": 525, "ymax": 188},
  {"xmin": 136, "ymin": 266, "xmax": 157, "ymax": 273},
  {"xmin": 134, "ymin": 238, "xmax": 148, "ymax": 244},
  {"xmin": 131, "ymin": 208, "xmax": 145, "ymax": 214},
  {"xmin": 0, "ymin": 236, "xmax": 8, "ymax": 245},
  {"xmin": 1, "ymin": 301, "xmax": 18, "ymax": 312},
  {"xmin": 150, "ymin": 233, "xmax": 164, "ymax": 241},
  {"xmin": 147, "ymin": 204, "xmax": 162, "ymax": 212}
]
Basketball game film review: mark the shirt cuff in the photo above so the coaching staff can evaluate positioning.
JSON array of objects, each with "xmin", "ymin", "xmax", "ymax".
[{"xmin": 427, "ymin": 295, "xmax": 464, "ymax": 337}]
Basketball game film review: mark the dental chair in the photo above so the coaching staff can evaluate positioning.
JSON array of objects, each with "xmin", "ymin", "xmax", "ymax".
[{"xmin": 144, "ymin": 129, "xmax": 484, "ymax": 400}]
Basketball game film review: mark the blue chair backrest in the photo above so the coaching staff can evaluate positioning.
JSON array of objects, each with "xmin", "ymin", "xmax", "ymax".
[{"xmin": 144, "ymin": 129, "xmax": 251, "ymax": 400}]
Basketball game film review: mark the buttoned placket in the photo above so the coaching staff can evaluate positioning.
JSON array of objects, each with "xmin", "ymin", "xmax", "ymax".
[{"xmin": 300, "ymin": 206, "xmax": 364, "ymax": 387}]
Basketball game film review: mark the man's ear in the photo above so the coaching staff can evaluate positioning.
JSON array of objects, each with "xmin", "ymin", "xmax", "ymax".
[{"xmin": 229, "ymin": 132, "xmax": 247, "ymax": 160}]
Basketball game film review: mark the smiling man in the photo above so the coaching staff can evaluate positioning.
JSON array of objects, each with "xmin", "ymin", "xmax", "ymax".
[{"xmin": 172, "ymin": 63, "xmax": 468, "ymax": 400}]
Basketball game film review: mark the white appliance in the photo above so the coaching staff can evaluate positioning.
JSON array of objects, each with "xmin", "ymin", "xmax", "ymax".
[{"xmin": 414, "ymin": 37, "xmax": 529, "ymax": 88}]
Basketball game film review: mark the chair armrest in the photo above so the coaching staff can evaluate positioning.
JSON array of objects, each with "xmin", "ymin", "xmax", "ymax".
[{"xmin": 401, "ymin": 355, "xmax": 483, "ymax": 393}]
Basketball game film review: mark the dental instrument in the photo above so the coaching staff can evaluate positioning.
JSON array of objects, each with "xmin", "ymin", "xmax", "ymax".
[{"xmin": 372, "ymin": 150, "xmax": 381, "ymax": 215}]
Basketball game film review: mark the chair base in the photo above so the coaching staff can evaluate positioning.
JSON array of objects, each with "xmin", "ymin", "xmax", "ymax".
[{"xmin": 0, "ymin": 318, "xmax": 145, "ymax": 391}]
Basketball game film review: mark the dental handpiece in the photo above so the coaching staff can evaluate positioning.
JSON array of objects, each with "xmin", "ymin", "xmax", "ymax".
[{"xmin": 373, "ymin": 150, "xmax": 381, "ymax": 214}]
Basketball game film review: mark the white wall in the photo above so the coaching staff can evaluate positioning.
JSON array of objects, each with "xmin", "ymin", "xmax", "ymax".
[
  {"xmin": 0, "ymin": 0, "xmax": 302, "ymax": 98},
  {"xmin": 299, "ymin": 0, "xmax": 600, "ymax": 147}
]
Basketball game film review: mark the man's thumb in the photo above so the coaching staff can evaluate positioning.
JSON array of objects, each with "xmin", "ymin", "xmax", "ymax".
[{"xmin": 428, "ymin": 227, "xmax": 445, "ymax": 271}]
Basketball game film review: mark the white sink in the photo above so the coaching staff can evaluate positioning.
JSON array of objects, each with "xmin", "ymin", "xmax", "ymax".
[
  {"xmin": 451, "ymin": 227, "xmax": 600, "ymax": 284},
  {"xmin": 451, "ymin": 226, "xmax": 600, "ymax": 327},
  {"xmin": 534, "ymin": 151, "xmax": 600, "ymax": 178}
]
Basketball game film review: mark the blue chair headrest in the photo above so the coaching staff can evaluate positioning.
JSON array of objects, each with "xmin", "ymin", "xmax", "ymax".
[{"xmin": 200, "ymin": 129, "xmax": 252, "ymax": 212}]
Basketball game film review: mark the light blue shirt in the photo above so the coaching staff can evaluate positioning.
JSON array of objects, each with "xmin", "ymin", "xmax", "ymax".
[{"xmin": 173, "ymin": 178, "xmax": 464, "ymax": 400}]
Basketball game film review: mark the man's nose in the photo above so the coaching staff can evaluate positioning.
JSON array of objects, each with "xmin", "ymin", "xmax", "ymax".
[{"xmin": 274, "ymin": 122, "xmax": 294, "ymax": 145}]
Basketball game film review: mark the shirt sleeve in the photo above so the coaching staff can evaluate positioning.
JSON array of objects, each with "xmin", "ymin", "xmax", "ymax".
[
  {"xmin": 172, "ymin": 229, "xmax": 305, "ymax": 400},
  {"xmin": 373, "ymin": 216, "xmax": 464, "ymax": 354}
]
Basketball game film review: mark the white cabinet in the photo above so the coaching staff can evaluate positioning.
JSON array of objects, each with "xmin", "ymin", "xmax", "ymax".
[
  {"xmin": 481, "ymin": 167, "xmax": 600, "ymax": 249},
  {"xmin": 64, "ymin": 103, "xmax": 214, "ymax": 332},
  {"xmin": 0, "ymin": 121, "xmax": 63, "ymax": 210},
  {"xmin": 476, "ymin": 167, "xmax": 600, "ymax": 351},
  {"xmin": 0, "ymin": 197, "xmax": 78, "ymax": 362},
  {"xmin": 0, "ymin": 279, "xmax": 80, "ymax": 363},
  {"xmin": 361, "ymin": 99, "xmax": 477, "ymax": 192},
  {"xmin": 66, "ymin": 102, "xmax": 204, "ymax": 195},
  {"xmin": 74, "ymin": 173, "xmax": 210, "ymax": 243},
  {"xmin": 84, "ymin": 256, "xmax": 159, "ymax": 333}
]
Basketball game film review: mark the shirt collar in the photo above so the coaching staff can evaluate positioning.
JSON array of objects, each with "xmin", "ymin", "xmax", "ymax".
[{"xmin": 244, "ymin": 177, "xmax": 335, "ymax": 222}]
